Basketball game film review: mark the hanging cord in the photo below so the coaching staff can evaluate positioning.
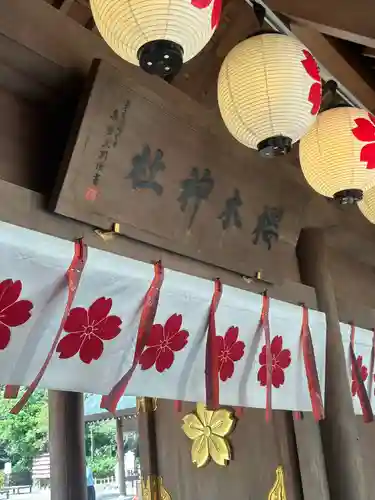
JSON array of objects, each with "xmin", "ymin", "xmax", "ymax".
[
  {"xmin": 367, "ymin": 329, "xmax": 375, "ymax": 399},
  {"xmin": 205, "ymin": 279, "xmax": 223, "ymax": 410},
  {"xmin": 7, "ymin": 239, "xmax": 87, "ymax": 414},
  {"xmin": 262, "ymin": 293, "xmax": 272, "ymax": 422},
  {"xmin": 174, "ymin": 400, "xmax": 182, "ymax": 413},
  {"xmin": 350, "ymin": 323, "xmax": 373, "ymax": 423},
  {"xmin": 300, "ymin": 306, "xmax": 324, "ymax": 420},
  {"xmin": 4, "ymin": 385, "xmax": 20, "ymax": 399},
  {"xmin": 320, "ymin": 80, "xmax": 338, "ymax": 112},
  {"xmin": 101, "ymin": 262, "xmax": 164, "ymax": 413}
]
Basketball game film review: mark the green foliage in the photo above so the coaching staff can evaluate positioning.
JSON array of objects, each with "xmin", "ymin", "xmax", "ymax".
[
  {"xmin": 85, "ymin": 420, "xmax": 116, "ymax": 479},
  {"xmin": 87, "ymin": 455, "xmax": 116, "ymax": 479},
  {"xmin": 0, "ymin": 389, "xmax": 48, "ymax": 471},
  {"xmin": 85, "ymin": 420, "xmax": 138, "ymax": 478},
  {"xmin": 0, "ymin": 471, "xmax": 4, "ymax": 488}
]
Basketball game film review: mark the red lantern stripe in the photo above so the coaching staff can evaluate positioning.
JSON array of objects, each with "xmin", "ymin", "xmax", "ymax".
[
  {"xmin": 101, "ymin": 262, "xmax": 164, "ymax": 414},
  {"xmin": 10, "ymin": 239, "xmax": 88, "ymax": 414}
]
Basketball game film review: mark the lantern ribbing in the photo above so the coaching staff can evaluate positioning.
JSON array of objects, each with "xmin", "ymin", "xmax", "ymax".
[
  {"xmin": 90, "ymin": 0, "xmax": 217, "ymax": 76},
  {"xmin": 300, "ymin": 107, "xmax": 375, "ymax": 203},
  {"xmin": 217, "ymin": 34, "xmax": 322, "ymax": 156}
]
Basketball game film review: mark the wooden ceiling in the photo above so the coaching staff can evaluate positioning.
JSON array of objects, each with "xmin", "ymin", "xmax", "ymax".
[{"xmin": 43, "ymin": 0, "xmax": 375, "ymax": 112}]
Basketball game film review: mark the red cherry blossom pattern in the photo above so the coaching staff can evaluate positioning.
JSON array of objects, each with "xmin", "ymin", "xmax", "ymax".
[
  {"xmin": 139, "ymin": 314, "xmax": 189, "ymax": 373},
  {"xmin": 352, "ymin": 113, "xmax": 375, "ymax": 170},
  {"xmin": 216, "ymin": 326, "xmax": 245, "ymax": 381},
  {"xmin": 257, "ymin": 336, "xmax": 291, "ymax": 388},
  {"xmin": 191, "ymin": 0, "xmax": 222, "ymax": 29},
  {"xmin": 351, "ymin": 355, "xmax": 368, "ymax": 397},
  {"xmin": 301, "ymin": 49, "xmax": 322, "ymax": 115},
  {"xmin": 0, "ymin": 279, "xmax": 33, "ymax": 350},
  {"xmin": 56, "ymin": 297, "xmax": 122, "ymax": 364}
]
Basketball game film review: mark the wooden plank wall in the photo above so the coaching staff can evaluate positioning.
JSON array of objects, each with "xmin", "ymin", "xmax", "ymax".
[
  {"xmin": 154, "ymin": 401, "xmax": 301, "ymax": 500},
  {"xmin": 51, "ymin": 61, "xmax": 310, "ymax": 284}
]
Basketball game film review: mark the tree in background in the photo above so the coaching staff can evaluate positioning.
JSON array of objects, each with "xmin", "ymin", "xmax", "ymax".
[
  {"xmin": 85, "ymin": 420, "xmax": 138, "ymax": 478},
  {"xmin": 0, "ymin": 390, "xmax": 48, "ymax": 471}
]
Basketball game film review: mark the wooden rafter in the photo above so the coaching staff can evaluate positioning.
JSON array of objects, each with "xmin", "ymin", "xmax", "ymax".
[
  {"xmin": 53, "ymin": 0, "xmax": 74, "ymax": 10},
  {"xmin": 172, "ymin": 0, "xmax": 259, "ymax": 107},
  {"xmin": 290, "ymin": 23, "xmax": 375, "ymax": 112},
  {"xmin": 266, "ymin": 0, "xmax": 375, "ymax": 47}
]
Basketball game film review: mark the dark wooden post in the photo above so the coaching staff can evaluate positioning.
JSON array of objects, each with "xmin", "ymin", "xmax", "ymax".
[
  {"xmin": 297, "ymin": 228, "xmax": 368, "ymax": 500},
  {"xmin": 137, "ymin": 398, "xmax": 159, "ymax": 497},
  {"xmin": 48, "ymin": 391, "xmax": 87, "ymax": 500},
  {"xmin": 116, "ymin": 417, "xmax": 126, "ymax": 498}
]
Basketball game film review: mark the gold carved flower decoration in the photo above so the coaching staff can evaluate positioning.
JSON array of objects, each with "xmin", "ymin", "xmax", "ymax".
[
  {"xmin": 141, "ymin": 475, "xmax": 171, "ymax": 500},
  {"xmin": 181, "ymin": 403, "xmax": 235, "ymax": 468},
  {"xmin": 268, "ymin": 466, "xmax": 287, "ymax": 500}
]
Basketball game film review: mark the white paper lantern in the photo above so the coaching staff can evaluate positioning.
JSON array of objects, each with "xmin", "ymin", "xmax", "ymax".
[
  {"xmin": 90, "ymin": 0, "xmax": 220, "ymax": 78},
  {"xmin": 300, "ymin": 107, "xmax": 375, "ymax": 204},
  {"xmin": 358, "ymin": 184, "xmax": 375, "ymax": 223},
  {"xmin": 217, "ymin": 33, "xmax": 322, "ymax": 157}
]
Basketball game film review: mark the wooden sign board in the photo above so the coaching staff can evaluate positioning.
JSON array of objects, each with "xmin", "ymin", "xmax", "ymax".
[{"xmin": 52, "ymin": 61, "xmax": 313, "ymax": 284}]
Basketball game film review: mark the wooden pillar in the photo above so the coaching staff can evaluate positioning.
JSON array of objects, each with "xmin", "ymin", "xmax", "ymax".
[
  {"xmin": 293, "ymin": 415, "xmax": 330, "ymax": 500},
  {"xmin": 137, "ymin": 398, "xmax": 159, "ymax": 495},
  {"xmin": 116, "ymin": 417, "xmax": 126, "ymax": 498},
  {"xmin": 297, "ymin": 228, "xmax": 368, "ymax": 500},
  {"xmin": 48, "ymin": 391, "xmax": 87, "ymax": 500}
]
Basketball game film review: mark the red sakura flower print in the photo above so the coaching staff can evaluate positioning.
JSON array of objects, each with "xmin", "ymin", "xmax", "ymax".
[
  {"xmin": 139, "ymin": 313, "xmax": 189, "ymax": 373},
  {"xmin": 352, "ymin": 113, "xmax": 375, "ymax": 170},
  {"xmin": 301, "ymin": 49, "xmax": 322, "ymax": 115},
  {"xmin": 0, "ymin": 279, "xmax": 33, "ymax": 350},
  {"xmin": 191, "ymin": 0, "xmax": 222, "ymax": 29},
  {"xmin": 351, "ymin": 355, "xmax": 368, "ymax": 397},
  {"xmin": 257, "ymin": 336, "xmax": 291, "ymax": 388},
  {"xmin": 56, "ymin": 297, "xmax": 122, "ymax": 364},
  {"xmin": 216, "ymin": 326, "xmax": 245, "ymax": 382}
]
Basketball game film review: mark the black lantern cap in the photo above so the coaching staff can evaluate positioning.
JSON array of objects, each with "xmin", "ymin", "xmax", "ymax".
[
  {"xmin": 138, "ymin": 40, "xmax": 184, "ymax": 80},
  {"xmin": 257, "ymin": 136, "xmax": 292, "ymax": 158},
  {"xmin": 333, "ymin": 189, "xmax": 363, "ymax": 205}
]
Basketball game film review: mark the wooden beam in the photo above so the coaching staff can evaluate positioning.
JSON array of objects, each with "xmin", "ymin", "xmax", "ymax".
[
  {"xmin": 0, "ymin": 32, "xmax": 68, "ymax": 100},
  {"xmin": 54, "ymin": 0, "xmax": 75, "ymax": 12},
  {"xmin": 362, "ymin": 47, "xmax": 375, "ymax": 59},
  {"xmin": 0, "ymin": 88, "xmax": 56, "ymax": 191},
  {"xmin": 67, "ymin": 1, "xmax": 94, "ymax": 27},
  {"xmin": 266, "ymin": 0, "xmax": 375, "ymax": 47},
  {"xmin": 172, "ymin": 0, "xmax": 259, "ymax": 107},
  {"xmin": 290, "ymin": 23, "xmax": 375, "ymax": 112},
  {"xmin": 0, "ymin": 0, "xmax": 123, "ymax": 74}
]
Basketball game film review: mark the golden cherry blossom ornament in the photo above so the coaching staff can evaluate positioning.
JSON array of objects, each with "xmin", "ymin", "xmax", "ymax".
[
  {"xmin": 181, "ymin": 403, "xmax": 235, "ymax": 468},
  {"xmin": 268, "ymin": 466, "xmax": 287, "ymax": 500},
  {"xmin": 136, "ymin": 397, "xmax": 158, "ymax": 414},
  {"xmin": 141, "ymin": 475, "xmax": 171, "ymax": 500}
]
